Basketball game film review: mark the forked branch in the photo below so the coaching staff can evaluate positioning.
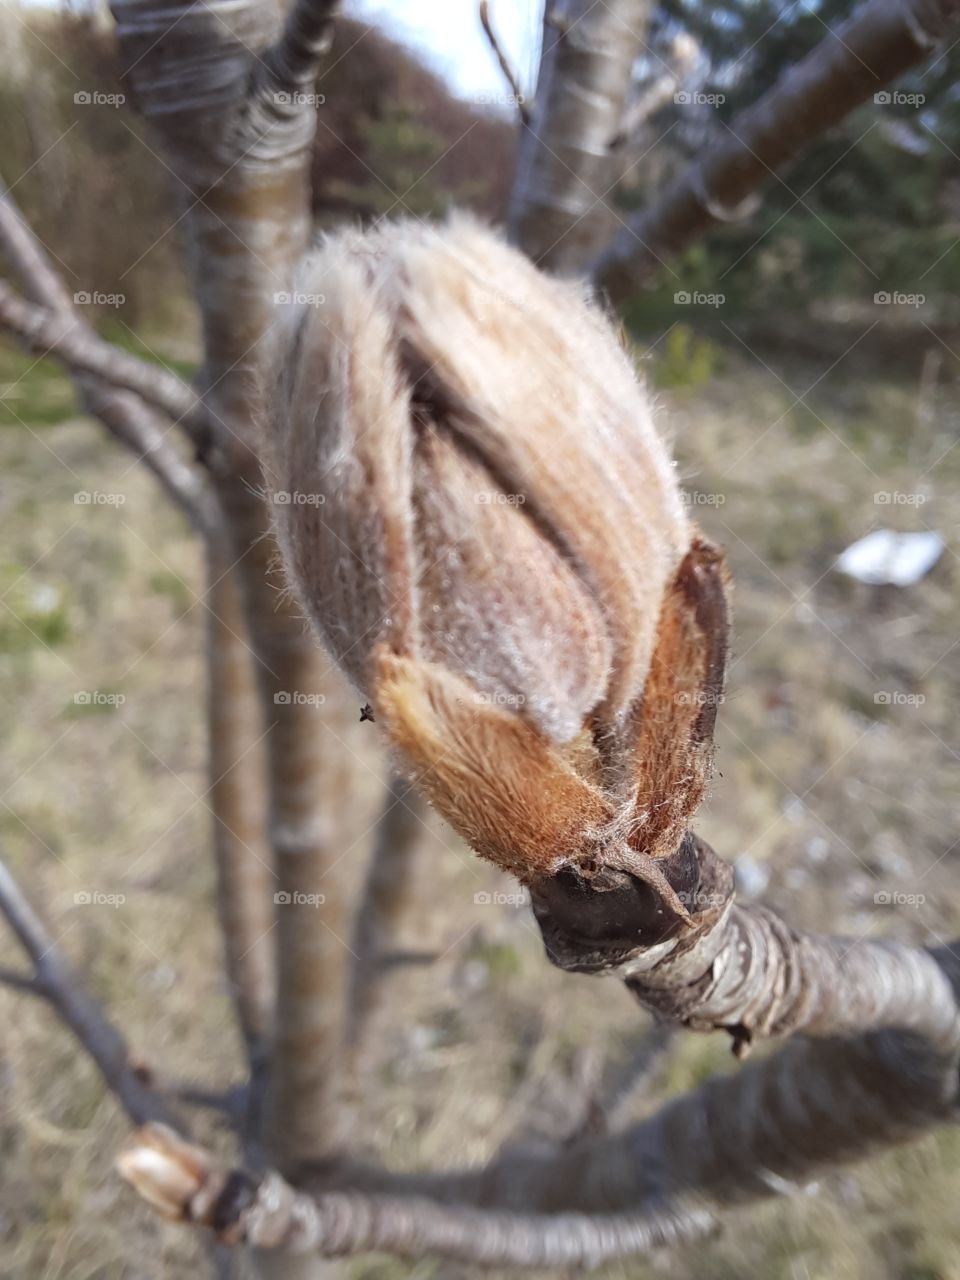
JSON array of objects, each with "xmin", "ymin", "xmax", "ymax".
[
  {"xmin": 0, "ymin": 280, "xmax": 210, "ymax": 446},
  {"xmin": 593, "ymin": 0, "xmax": 960, "ymax": 299},
  {"xmin": 78, "ymin": 380, "xmax": 223, "ymax": 537},
  {"xmin": 118, "ymin": 919, "xmax": 960, "ymax": 1267},
  {"xmin": 0, "ymin": 183, "xmax": 220, "ymax": 534}
]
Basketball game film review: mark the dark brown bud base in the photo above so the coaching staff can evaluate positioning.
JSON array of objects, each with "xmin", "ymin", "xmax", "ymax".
[{"xmin": 533, "ymin": 831, "xmax": 729, "ymax": 974}]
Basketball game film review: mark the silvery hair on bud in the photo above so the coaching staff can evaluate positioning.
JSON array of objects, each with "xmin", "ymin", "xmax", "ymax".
[{"xmin": 263, "ymin": 215, "xmax": 689, "ymax": 747}]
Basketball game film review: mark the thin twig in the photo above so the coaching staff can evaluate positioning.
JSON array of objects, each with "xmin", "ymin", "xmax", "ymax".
[
  {"xmin": 204, "ymin": 540, "xmax": 276, "ymax": 1122},
  {"xmin": 609, "ymin": 72, "xmax": 677, "ymax": 149},
  {"xmin": 0, "ymin": 854, "xmax": 177, "ymax": 1127},
  {"xmin": 0, "ymin": 180, "xmax": 74, "ymax": 313},
  {"xmin": 0, "ymin": 966, "xmax": 43, "ymax": 994},
  {"xmin": 169, "ymin": 1081, "xmax": 248, "ymax": 1125},
  {"xmin": 609, "ymin": 34, "xmax": 699, "ymax": 149},
  {"xmin": 0, "ymin": 954, "xmax": 242, "ymax": 1122},
  {"xmin": 0, "ymin": 280, "xmax": 209, "ymax": 445},
  {"xmin": 347, "ymin": 776, "xmax": 425, "ymax": 1047},
  {"xmin": 0, "ymin": 182, "xmax": 221, "ymax": 534},
  {"xmin": 78, "ymin": 377, "xmax": 223, "ymax": 536},
  {"xmin": 479, "ymin": 0, "xmax": 532, "ymax": 125}
]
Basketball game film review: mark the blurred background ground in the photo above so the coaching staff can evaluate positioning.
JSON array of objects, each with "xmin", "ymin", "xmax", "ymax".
[{"xmin": 1, "ymin": 3, "xmax": 959, "ymax": 1279}]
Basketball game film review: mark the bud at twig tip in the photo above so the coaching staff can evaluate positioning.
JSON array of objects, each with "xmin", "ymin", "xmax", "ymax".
[{"xmin": 116, "ymin": 1123, "xmax": 211, "ymax": 1220}]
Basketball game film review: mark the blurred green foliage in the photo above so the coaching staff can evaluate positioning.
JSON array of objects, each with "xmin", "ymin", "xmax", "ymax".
[
  {"xmin": 650, "ymin": 323, "xmax": 720, "ymax": 391},
  {"xmin": 0, "ymin": 346, "xmax": 75, "ymax": 429}
]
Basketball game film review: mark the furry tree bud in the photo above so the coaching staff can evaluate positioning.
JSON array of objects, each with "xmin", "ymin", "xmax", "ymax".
[{"xmin": 267, "ymin": 217, "xmax": 729, "ymax": 914}]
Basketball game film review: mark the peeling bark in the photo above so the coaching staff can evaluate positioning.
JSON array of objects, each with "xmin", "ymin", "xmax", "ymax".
[{"xmin": 508, "ymin": 0, "xmax": 652, "ymax": 272}]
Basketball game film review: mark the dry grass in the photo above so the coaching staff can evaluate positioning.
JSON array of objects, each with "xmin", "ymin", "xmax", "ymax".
[{"xmin": 1, "ymin": 330, "xmax": 958, "ymax": 1280}]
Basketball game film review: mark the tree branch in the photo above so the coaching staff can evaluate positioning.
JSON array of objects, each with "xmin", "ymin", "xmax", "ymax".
[
  {"xmin": 346, "ymin": 777, "xmax": 426, "ymax": 1064},
  {"xmin": 507, "ymin": 0, "xmax": 651, "ymax": 272},
  {"xmin": 112, "ymin": 0, "xmax": 359, "ymax": 1176},
  {"xmin": 0, "ymin": 181, "xmax": 74, "ymax": 314},
  {"xmin": 205, "ymin": 542, "xmax": 276, "ymax": 1102},
  {"xmin": 0, "ymin": 854, "xmax": 177, "ymax": 1128},
  {"xmin": 117, "ymin": 1122, "xmax": 714, "ymax": 1267},
  {"xmin": 479, "ymin": 0, "xmax": 531, "ymax": 125},
  {"xmin": 0, "ymin": 966, "xmax": 43, "ymax": 994},
  {"xmin": 80, "ymin": 380, "xmax": 223, "ymax": 537},
  {"xmin": 0, "ymin": 280, "xmax": 210, "ymax": 446},
  {"xmin": 608, "ymin": 34, "xmax": 699, "ymax": 151},
  {"xmin": 592, "ymin": 0, "xmax": 960, "ymax": 301},
  {"xmin": 608, "ymin": 71, "xmax": 678, "ymax": 150},
  {"xmin": 258, "ymin": 0, "xmax": 340, "ymax": 97},
  {"xmin": 531, "ymin": 831, "xmax": 960, "ymax": 1056},
  {"xmin": 0, "ymin": 182, "xmax": 221, "ymax": 536},
  {"xmin": 118, "ymin": 923, "xmax": 960, "ymax": 1266}
]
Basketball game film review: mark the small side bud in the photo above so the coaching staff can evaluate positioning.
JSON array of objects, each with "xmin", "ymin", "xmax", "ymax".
[{"xmin": 116, "ymin": 1123, "xmax": 211, "ymax": 1221}]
